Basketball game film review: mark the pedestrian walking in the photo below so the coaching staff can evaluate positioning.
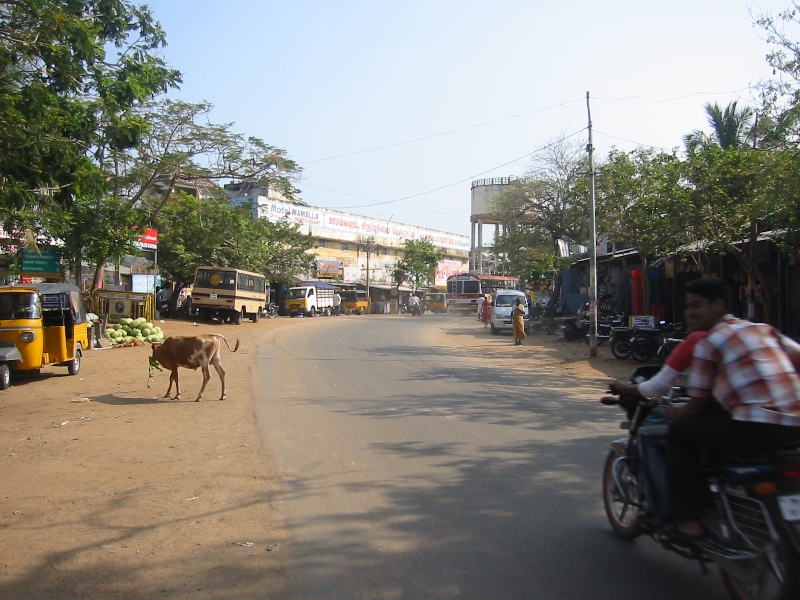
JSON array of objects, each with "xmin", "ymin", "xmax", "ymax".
[
  {"xmin": 512, "ymin": 298, "xmax": 526, "ymax": 345},
  {"xmin": 332, "ymin": 290, "xmax": 342, "ymax": 316},
  {"xmin": 476, "ymin": 295, "xmax": 485, "ymax": 322},
  {"xmin": 481, "ymin": 297, "xmax": 492, "ymax": 328}
]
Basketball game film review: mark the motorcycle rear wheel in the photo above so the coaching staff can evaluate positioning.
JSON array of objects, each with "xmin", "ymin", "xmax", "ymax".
[
  {"xmin": 721, "ymin": 528, "xmax": 800, "ymax": 600},
  {"xmin": 611, "ymin": 340, "xmax": 631, "ymax": 360},
  {"xmin": 602, "ymin": 449, "xmax": 642, "ymax": 540}
]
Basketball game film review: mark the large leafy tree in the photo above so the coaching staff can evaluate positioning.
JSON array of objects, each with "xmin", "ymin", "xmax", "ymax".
[
  {"xmin": 491, "ymin": 134, "xmax": 589, "ymax": 295},
  {"xmin": 0, "ymin": 0, "xmax": 180, "ymax": 224},
  {"xmin": 82, "ymin": 99, "xmax": 303, "ymax": 288},
  {"xmin": 154, "ymin": 192, "xmax": 316, "ymax": 304},
  {"xmin": 392, "ymin": 239, "xmax": 443, "ymax": 290}
]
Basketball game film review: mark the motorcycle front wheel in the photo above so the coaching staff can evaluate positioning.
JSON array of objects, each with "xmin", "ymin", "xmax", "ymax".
[
  {"xmin": 602, "ymin": 449, "xmax": 642, "ymax": 540},
  {"xmin": 721, "ymin": 527, "xmax": 800, "ymax": 600}
]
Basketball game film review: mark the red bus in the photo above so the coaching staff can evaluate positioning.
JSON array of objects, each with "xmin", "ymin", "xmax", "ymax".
[{"xmin": 446, "ymin": 274, "xmax": 520, "ymax": 312}]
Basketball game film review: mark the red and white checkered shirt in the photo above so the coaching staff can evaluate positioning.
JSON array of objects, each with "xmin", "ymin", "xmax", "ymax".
[{"xmin": 687, "ymin": 317, "xmax": 800, "ymax": 426}]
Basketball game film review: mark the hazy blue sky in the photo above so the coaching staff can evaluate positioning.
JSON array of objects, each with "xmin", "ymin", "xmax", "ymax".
[{"xmin": 150, "ymin": 0, "xmax": 790, "ymax": 236}]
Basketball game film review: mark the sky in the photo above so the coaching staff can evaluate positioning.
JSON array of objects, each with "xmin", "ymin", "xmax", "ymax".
[{"xmin": 149, "ymin": 0, "xmax": 793, "ymax": 237}]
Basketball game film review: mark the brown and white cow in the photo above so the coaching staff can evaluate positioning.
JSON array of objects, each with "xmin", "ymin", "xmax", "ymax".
[{"xmin": 149, "ymin": 334, "xmax": 240, "ymax": 401}]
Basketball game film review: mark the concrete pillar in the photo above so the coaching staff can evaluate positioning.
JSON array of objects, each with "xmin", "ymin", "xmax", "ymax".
[
  {"xmin": 470, "ymin": 221, "xmax": 476, "ymax": 271},
  {"xmin": 477, "ymin": 220, "xmax": 483, "ymax": 273}
]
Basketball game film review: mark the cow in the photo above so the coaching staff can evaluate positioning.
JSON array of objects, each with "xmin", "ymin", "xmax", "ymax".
[{"xmin": 149, "ymin": 334, "xmax": 240, "ymax": 401}]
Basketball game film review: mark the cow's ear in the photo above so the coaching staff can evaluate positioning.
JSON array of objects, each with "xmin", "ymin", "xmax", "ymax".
[{"xmin": 151, "ymin": 342, "xmax": 163, "ymax": 350}]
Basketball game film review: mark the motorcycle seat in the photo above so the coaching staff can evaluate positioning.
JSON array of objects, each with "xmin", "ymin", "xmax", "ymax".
[{"xmin": 717, "ymin": 442, "xmax": 800, "ymax": 466}]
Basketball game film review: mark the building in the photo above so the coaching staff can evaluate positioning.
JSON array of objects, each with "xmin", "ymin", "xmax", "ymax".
[{"xmin": 224, "ymin": 183, "xmax": 470, "ymax": 288}]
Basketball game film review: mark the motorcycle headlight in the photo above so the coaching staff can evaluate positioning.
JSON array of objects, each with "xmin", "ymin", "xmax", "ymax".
[{"xmin": 20, "ymin": 331, "xmax": 36, "ymax": 342}]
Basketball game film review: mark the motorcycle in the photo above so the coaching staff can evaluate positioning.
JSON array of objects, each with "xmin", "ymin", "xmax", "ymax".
[
  {"xmin": 610, "ymin": 326, "xmax": 635, "ymax": 359},
  {"xmin": 264, "ymin": 303, "xmax": 279, "ymax": 319},
  {"xmin": 629, "ymin": 321, "xmax": 687, "ymax": 363},
  {"xmin": 601, "ymin": 367, "xmax": 800, "ymax": 600}
]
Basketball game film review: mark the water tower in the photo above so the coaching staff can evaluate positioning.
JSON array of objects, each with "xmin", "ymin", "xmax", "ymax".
[{"xmin": 470, "ymin": 176, "xmax": 516, "ymax": 272}]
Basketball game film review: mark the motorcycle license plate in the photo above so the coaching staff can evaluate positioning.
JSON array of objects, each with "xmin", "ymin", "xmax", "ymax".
[{"xmin": 778, "ymin": 494, "xmax": 800, "ymax": 521}]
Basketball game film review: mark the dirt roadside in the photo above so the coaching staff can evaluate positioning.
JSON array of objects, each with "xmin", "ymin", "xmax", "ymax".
[
  {"xmin": 0, "ymin": 317, "xmax": 297, "ymax": 600},
  {"xmin": 0, "ymin": 314, "xmax": 634, "ymax": 600}
]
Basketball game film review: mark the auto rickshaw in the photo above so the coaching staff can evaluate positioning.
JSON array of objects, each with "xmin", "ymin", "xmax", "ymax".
[
  {"xmin": 0, "ymin": 283, "xmax": 88, "ymax": 389},
  {"xmin": 341, "ymin": 290, "xmax": 368, "ymax": 315},
  {"xmin": 423, "ymin": 292, "xmax": 447, "ymax": 313}
]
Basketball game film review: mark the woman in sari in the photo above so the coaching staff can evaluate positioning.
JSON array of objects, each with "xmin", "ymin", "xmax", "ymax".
[{"xmin": 512, "ymin": 298, "xmax": 526, "ymax": 345}]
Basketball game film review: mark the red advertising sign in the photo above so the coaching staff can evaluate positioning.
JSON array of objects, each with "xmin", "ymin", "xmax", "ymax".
[{"xmin": 136, "ymin": 228, "xmax": 158, "ymax": 250}]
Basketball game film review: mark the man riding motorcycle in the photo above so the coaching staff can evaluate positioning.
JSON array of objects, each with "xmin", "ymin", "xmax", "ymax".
[{"xmin": 660, "ymin": 277, "xmax": 800, "ymax": 538}]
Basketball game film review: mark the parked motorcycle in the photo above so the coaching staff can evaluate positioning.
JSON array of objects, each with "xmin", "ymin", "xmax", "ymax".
[
  {"xmin": 264, "ymin": 303, "xmax": 279, "ymax": 319},
  {"xmin": 629, "ymin": 321, "xmax": 687, "ymax": 363},
  {"xmin": 610, "ymin": 326, "xmax": 634, "ymax": 359},
  {"xmin": 601, "ymin": 367, "xmax": 800, "ymax": 600}
]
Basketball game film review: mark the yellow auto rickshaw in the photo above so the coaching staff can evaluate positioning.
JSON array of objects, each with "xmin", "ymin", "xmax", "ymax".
[
  {"xmin": 0, "ymin": 283, "xmax": 89, "ymax": 389},
  {"xmin": 341, "ymin": 290, "xmax": 368, "ymax": 315},
  {"xmin": 424, "ymin": 292, "xmax": 447, "ymax": 313}
]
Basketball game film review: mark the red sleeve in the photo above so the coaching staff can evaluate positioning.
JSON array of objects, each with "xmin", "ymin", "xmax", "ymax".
[{"xmin": 665, "ymin": 330, "xmax": 709, "ymax": 372}]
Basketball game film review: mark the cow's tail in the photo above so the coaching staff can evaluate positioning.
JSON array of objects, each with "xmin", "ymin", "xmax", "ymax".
[{"xmin": 211, "ymin": 334, "xmax": 240, "ymax": 353}]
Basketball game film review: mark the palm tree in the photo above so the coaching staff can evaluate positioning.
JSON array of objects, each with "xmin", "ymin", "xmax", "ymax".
[{"xmin": 683, "ymin": 100, "xmax": 755, "ymax": 151}]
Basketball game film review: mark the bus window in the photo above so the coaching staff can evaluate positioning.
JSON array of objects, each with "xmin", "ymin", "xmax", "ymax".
[
  {"xmin": 457, "ymin": 281, "xmax": 463, "ymax": 294},
  {"xmin": 463, "ymin": 281, "xmax": 479, "ymax": 294}
]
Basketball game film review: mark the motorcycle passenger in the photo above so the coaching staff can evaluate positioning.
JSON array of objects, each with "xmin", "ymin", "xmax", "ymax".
[
  {"xmin": 408, "ymin": 293, "xmax": 421, "ymax": 315},
  {"xmin": 662, "ymin": 277, "xmax": 800, "ymax": 538},
  {"xmin": 609, "ymin": 329, "xmax": 708, "ymax": 517}
]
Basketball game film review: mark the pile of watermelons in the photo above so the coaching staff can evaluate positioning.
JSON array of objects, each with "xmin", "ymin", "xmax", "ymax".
[{"xmin": 106, "ymin": 317, "xmax": 165, "ymax": 345}]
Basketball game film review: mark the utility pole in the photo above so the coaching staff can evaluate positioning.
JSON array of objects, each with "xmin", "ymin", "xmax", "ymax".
[
  {"xmin": 364, "ymin": 236, "xmax": 375, "ymax": 312},
  {"xmin": 586, "ymin": 91, "xmax": 598, "ymax": 357}
]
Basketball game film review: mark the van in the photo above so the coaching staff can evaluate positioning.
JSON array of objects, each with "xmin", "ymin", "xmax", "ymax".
[{"xmin": 489, "ymin": 290, "xmax": 530, "ymax": 336}]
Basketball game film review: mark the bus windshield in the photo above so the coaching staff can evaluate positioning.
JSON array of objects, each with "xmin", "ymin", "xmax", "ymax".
[{"xmin": 195, "ymin": 269, "xmax": 236, "ymax": 290}]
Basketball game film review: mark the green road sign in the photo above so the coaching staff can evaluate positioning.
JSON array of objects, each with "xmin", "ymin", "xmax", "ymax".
[{"xmin": 21, "ymin": 249, "xmax": 62, "ymax": 277}]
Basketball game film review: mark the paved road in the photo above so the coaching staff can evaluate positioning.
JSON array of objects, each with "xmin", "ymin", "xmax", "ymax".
[{"xmin": 254, "ymin": 314, "xmax": 728, "ymax": 600}]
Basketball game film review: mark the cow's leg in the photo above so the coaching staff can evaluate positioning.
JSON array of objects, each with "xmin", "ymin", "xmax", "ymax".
[
  {"xmin": 172, "ymin": 369, "xmax": 182, "ymax": 400},
  {"xmin": 196, "ymin": 365, "xmax": 211, "ymax": 401},
  {"xmin": 210, "ymin": 354, "xmax": 226, "ymax": 400},
  {"xmin": 164, "ymin": 370, "xmax": 177, "ymax": 399}
]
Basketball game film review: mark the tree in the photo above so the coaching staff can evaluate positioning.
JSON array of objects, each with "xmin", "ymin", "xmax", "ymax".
[
  {"xmin": 0, "ymin": 0, "xmax": 180, "ymax": 223},
  {"xmin": 84, "ymin": 99, "xmax": 303, "ymax": 288},
  {"xmin": 491, "ymin": 134, "xmax": 589, "ymax": 298},
  {"xmin": 682, "ymin": 101, "xmax": 755, "ymax": 151},
  {"xmin": 392, "ymin": 239, "xmax": 443, "ymax": 291},
  {"xmin": 153, "ymin": 191, "xmax": 316, "ymax": 306}
]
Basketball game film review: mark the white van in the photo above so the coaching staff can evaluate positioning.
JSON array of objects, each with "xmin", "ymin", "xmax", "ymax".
[{"xmin": 489, "ymin": 290, "xmax": 529, "ymax": 335}]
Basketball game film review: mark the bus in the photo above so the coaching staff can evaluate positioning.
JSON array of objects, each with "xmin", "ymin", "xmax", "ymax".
[
  {"xmin": 191, "ymin": 266, "xmax": 267, "ymax": 324},
  {"xmin": 446, "ymin": 274, "xmax": 520, "ymax": 312}
]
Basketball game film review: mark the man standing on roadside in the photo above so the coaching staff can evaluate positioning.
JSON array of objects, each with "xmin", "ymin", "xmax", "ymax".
[
  {"xmin": 476, "ymin": 295, "xmax": 485, "ymax": 322},
  {"xmin": 332, "ymin": 290, "xmax": 342, "ymax": 316},
  {"xmin": 662, "ymin": 277, "xmax": 800, "ymax": 537}
]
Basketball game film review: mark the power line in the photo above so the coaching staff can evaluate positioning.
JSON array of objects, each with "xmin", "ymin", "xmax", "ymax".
[
  {"xmin": 591, "ymin": 87, "xmax": 752, "ymax": 103},
  {"xmin": 298, "ymin": 97, "xmax": 585, "ymax": 165},
  {"xmin": 324, "ymin": 127, "xmax": 587, "ymax": 210},
  {"xmin": 593, "ymin": 129, "xmax": 673, "ymax": 151}
]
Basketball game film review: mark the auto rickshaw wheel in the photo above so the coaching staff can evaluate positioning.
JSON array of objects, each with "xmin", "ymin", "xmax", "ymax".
[
  {"xmin": 68, "ymin": 346, "xmax": 82, "ymax": 376},
  {"xmin": 0, "ymin": 363, "xmax": 10, "ymax": 389}
]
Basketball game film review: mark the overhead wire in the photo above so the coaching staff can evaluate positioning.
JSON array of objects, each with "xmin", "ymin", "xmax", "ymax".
[
  {"xmin": 298, "ymin": 97, "xmax": 586, "ymax": 164},
  {"xmin": 319, "ymin": 127, "xmax": 587, "ymax": 211}
]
